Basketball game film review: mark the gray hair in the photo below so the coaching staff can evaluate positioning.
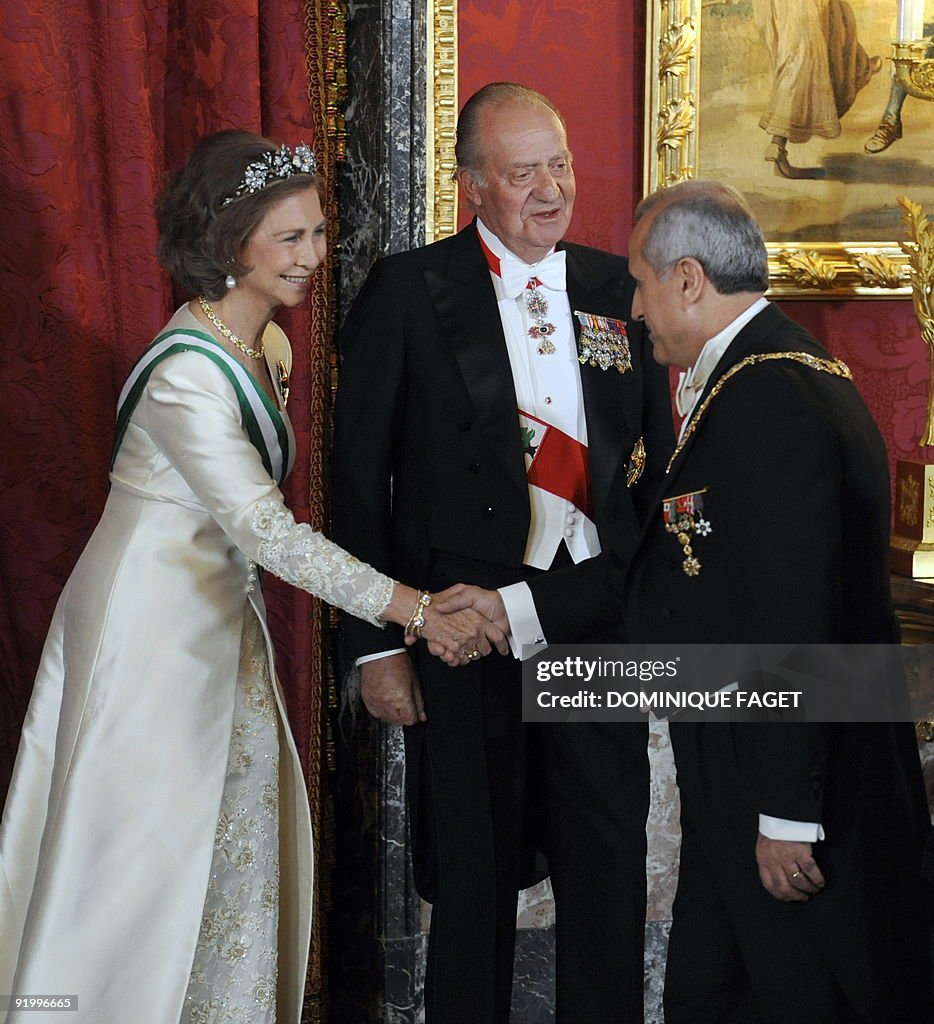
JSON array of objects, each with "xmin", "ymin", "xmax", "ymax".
[
  {"xmin": 454, "ymin": 82, "xmax": 566, "ymax": 183},
  {"xmin": 634, "ymin": 180, "xmax": 769, "ymax": 294}
]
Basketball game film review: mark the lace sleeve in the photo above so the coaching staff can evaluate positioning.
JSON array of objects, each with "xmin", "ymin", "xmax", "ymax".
[
  {"xmin": 137, "ymin": 353, "xmax": 396, "ymax": 627},
  {"xmin": 251, "ymin": 499, "xmax": 395, "ymax": 626}
]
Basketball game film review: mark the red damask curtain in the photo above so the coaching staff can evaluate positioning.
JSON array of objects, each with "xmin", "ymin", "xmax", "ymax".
[{"xmin": 0, "ymin": 0, "xmax": 340, "ymax": 1014}]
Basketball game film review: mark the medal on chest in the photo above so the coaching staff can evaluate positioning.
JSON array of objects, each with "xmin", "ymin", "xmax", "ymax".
[
  {"xmin": 574, "ymin": 311, "xmax": 632, "ymax": 373},
  {"xmin": 662, "ymin": 488, "xmax": 712, "ymax": 577},
  {"xmin": 525, "ymin": 279, "xmax": 557, "ymax": 355}
]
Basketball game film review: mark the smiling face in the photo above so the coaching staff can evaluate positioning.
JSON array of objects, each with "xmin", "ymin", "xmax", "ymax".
[
  {"xmin": 236, "ymin": 186, "xmax": 327, "ymax": 314},
  {"xmin": 460, "ymin": 100, "xmax": 575, "ymax": 264}
]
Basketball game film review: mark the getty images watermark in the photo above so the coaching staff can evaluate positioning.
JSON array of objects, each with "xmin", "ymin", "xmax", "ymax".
[{"xmin": 521, "ymin": 644, "xmax": 934, "ymax": 722}]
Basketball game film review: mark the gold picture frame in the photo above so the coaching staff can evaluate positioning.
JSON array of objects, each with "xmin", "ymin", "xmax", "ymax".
[
  {"xmin": 426, "ymin": 0, "xmax": 459, "ymax": 243},
  {"xmin": 643, "ymin": 0, "xmax": 928, "ymax": 298}
]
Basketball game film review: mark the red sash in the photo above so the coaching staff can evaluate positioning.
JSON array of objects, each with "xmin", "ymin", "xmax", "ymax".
[{"xmin": 520, "ymin": 410, "xmax": 592, "ymax": 517}]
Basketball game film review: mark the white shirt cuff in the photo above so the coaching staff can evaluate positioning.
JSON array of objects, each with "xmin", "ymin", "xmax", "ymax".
[
  {"xmin": 498, "ymin": 582, "xmax": 546, "ymax": 660},
  {"xmin": 758, "ymin": 813, "xmax": 825, "ymax": 843},
  {"xmin": 355, "ymin": 648, "xmax": 407, "ymax": 667}
]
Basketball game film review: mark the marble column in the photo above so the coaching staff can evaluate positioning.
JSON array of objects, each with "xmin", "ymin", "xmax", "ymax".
[
  {"xmin": 331, "ymin": 2, "xmax": 430, "ymax": 1020},
  {"xmin": 338, "ymin": 0, "xmax": 427, "ymax": 304}
]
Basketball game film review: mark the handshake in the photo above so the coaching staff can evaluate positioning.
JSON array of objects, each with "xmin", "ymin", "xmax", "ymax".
[
  {"xmin": 383, "ymin": 583, "xmax": 513, "ymax": 666},
  {"xmin": 400, "ymin": 585, "xmax": 512, "ymax": 665},
  {"xmin": 368, "ymin": 583, "xmax": 519, "ymax": 726}
]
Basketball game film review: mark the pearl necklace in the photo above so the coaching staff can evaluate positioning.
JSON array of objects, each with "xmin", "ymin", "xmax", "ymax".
[{"xmin": 198, "ymin": 296, "xmax": 265, "ymax": 359}]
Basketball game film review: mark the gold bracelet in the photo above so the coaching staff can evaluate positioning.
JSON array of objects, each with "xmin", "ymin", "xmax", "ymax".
[{"xmin": 404, "ymin": 590, "xmax": 432, "ymax": 637}]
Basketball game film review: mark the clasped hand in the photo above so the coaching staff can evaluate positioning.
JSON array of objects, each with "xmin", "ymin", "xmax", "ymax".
[
  {"xmin": 407, "ymin": 584, "xmax": 511, "ymax": 666},
  {"xmin": 755, "ymin": 835, "xmax": 825, "ymax": 902},
  {"xmin": 361, "ymin": 585, "xmax": 513, "ymax": 727}
]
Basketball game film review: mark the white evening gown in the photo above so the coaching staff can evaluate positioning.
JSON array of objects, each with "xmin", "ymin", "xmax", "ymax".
[{"xmin": 0, "ymin": 305, "xmax": 394, "ymax": 1024}]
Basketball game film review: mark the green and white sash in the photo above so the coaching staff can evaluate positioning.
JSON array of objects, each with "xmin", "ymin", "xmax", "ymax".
[{"xmin": 112, "ymin": 329, "xmax": 293, "ymax": 484}]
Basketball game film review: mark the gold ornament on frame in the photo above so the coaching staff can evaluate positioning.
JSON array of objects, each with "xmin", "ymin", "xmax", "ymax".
[{"xmin": 899, "ymin": 196, "xmax": 934, "ymax": 446}]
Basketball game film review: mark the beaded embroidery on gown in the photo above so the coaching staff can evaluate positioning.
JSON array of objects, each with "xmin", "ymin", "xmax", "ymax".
[
  {"xmin": 0, "ymin": 307, "xmax": 395, "ymax": 1024},
  {"xmin": 181, "ymin": 613, "xmax": 280, "ymax": 1024}
]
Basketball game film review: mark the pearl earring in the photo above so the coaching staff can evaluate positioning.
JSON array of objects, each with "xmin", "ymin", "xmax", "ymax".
[{"xmin": 225, "ymin": 273, "xmax": 237, "ymax": 290}]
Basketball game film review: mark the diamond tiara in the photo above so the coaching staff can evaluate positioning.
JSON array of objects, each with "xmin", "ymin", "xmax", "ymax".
[{"xmin": 222, "ymin": 143, "xmax": 318, "ymax": 206}]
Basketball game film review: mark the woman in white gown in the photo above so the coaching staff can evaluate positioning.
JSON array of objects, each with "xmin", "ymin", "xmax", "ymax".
[{"xmin": 0, "ymin": 130, "xmax": 501, "ymax": 1024}]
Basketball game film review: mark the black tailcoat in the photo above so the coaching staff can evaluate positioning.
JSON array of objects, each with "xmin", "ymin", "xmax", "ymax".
[
  {"xmin": 529, "ymin": 303, "xmax": 932, "ymax": 1023},
  {"xmin": 332, "ymin": 222, "xmax": 672, "ymax": 1023}
]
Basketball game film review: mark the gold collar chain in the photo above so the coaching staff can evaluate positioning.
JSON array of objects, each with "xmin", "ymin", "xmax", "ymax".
[{"xmin": 667, "ymin": 351, "xmax": 852, "ymax": 474}]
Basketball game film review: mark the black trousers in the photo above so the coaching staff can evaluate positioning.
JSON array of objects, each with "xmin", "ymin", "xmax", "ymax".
[{"xmin": 408, "ymin": 549, "xmax": 649, "ymax": 1024}]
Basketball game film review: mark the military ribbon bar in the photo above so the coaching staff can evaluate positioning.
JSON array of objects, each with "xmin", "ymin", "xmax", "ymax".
[
  {"xmin": 662, "ymin": 488, "xmax": 711, "ymax": 577},
  {"xmin": 574, "ymin": 310, "xmax": 632, "ymax": 374}
]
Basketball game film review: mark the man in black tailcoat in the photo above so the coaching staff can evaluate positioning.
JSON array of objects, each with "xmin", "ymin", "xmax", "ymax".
[
  {"xmin": 331, "ymin": 83, "xmax": 672, "ymax": 1023},
  {"xmin": 444, "ymin": 179, "xmax": 933, "ymax": 1024}
]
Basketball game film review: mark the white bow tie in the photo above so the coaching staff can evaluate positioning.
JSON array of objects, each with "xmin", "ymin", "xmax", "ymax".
[
  {"xmin": 675, "ymin": 369, "xmax": 706, "ymax": 417},
  {"xmin": 499, "ymin": 249, "xmax": 567, "ymax": 299}
]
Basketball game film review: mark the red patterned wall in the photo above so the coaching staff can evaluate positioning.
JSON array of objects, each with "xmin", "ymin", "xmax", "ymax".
[
  {"xmin": 457, "ymin": 0, "xmax": 934, "ymax": 487},
  {"xmin": 0, "ymin": 0, "xmax": 323, "ymax": 801}
]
